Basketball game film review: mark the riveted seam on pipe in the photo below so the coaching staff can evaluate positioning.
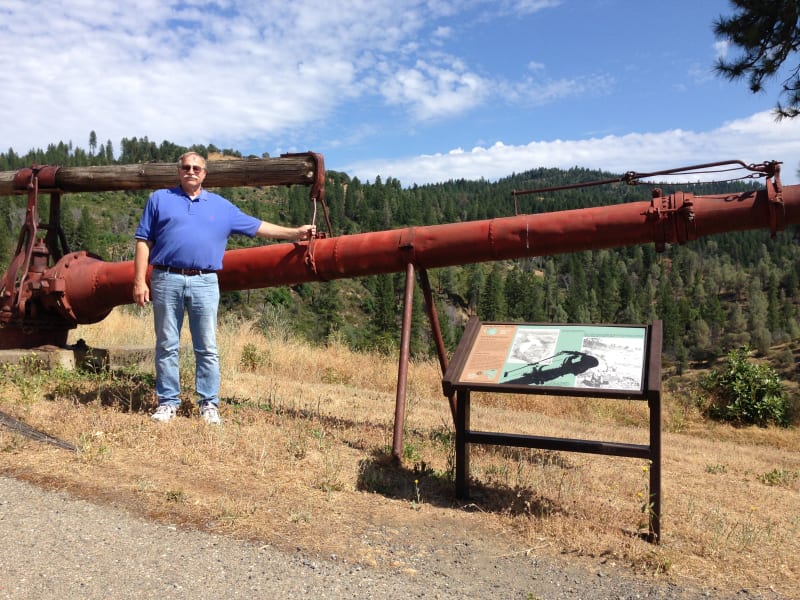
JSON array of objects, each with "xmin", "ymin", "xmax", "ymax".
[
  {"xmin": 678, "ymin": 193, "xmax": 697, "ymax": 244},
  {"xmin": 330, "ymin": 237, "xmax": 342, "ymax": 280},
  {"xmin": 488, "ymin": 219, "xmax": 498, "ymax": 259},
  {"xmin": 767, "ymin": 165, "xmax": 785, "ymax": 238},
  {"xmin": 398, "ymin": 227, "xmax": 416, "ymax": 264}
]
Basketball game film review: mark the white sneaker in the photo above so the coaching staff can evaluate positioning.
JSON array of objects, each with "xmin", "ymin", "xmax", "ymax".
[
  {"xmin": 151, "ymin": 404, "xmax": 177, "ymax": 422},
  {"xmin": 200, "ymin": 402, "xmax": 221, "ymax": 425}
]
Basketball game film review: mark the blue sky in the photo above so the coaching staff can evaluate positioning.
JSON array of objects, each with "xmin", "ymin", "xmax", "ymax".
[{"xmin": 2, "ymin": 0, "xmax": 800, "ymax": 187}]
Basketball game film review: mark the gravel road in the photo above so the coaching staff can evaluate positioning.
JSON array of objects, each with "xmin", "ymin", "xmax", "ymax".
[{"xmin": 0, "ymin": 476, "xmax": 788, "ymax": 599}]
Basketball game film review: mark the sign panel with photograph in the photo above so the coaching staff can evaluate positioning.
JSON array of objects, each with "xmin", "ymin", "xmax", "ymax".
[{"xmin": 457, "ymin": 323, "xmax": 647, "ymax": 394}]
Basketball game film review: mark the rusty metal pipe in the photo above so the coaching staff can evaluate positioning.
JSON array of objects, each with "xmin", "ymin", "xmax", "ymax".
[
  {"xmin": 220, "ymin": 185, "xmax": 799, "ymax": 288},
  {"xmin": 10, "ymin": 184, "xmax": 800, "ymax": 332}
]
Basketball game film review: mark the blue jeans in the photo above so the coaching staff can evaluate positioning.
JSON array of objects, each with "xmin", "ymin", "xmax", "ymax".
[{"xmin": 151, "ymin": 270, "xmax": 220, "ymax": 408}]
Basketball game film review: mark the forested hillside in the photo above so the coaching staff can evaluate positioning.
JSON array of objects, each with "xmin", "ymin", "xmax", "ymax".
[{"xmin": 1, "ymin": 136, "xmax": 798, "ymax": 380}]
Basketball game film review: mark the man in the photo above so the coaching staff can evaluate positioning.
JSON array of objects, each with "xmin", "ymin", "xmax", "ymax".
[{"xmin": 133, "ymin": 151, "xmax": 315, "ymax": 424}]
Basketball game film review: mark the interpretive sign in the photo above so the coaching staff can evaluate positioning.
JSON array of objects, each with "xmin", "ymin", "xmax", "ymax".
[{"xmin": 442, "ymin": 317, "xmax": 663, "ymax": 543}]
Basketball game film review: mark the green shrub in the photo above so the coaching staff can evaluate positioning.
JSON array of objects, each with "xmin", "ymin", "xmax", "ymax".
[
  {"xmin": 698, "ymin": 347, "xmax": 789, "ymax": 427},
  {"xmin": 239, "ymin": 343, "xmax": 267, "ymax": 372}
]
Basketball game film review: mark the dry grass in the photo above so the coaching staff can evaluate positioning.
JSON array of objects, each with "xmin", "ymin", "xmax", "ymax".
[{"xmin": 1, "ymin": 308, "xmax": 799, "ymax": 595}]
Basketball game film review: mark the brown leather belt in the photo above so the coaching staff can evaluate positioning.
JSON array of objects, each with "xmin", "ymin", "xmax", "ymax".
[{"xmin": 152, "ymin": 265, "xmax": 215, "ymax": 276}]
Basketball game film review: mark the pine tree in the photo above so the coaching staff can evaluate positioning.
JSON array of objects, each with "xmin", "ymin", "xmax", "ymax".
[
  {"xmin": 372, "ymin": 274, "xmax": 397, "ymax": 333},
  {"xmin": 714, "ymin": 0, "xmax": 800, "ymax": 119},
  {"xmin": 75, "ymin": 207, "xmax": 101, "ymax": 256},
  {"xmin": 724, "ymin": 304, "xmax": 751, "ymax": 350},
  {"xmin": 564, "ymin": 254, "xmax": 590, "ymax": 322},
  {"xmin": 314, "ymin": 281, "xmax": 344, "ymax": 342},
  {"xmin": 478, "ymin": 264, "xmax": 505, "ymax": 321}
]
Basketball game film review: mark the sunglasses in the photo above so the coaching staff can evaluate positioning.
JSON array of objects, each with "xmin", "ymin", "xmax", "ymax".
[{"xmin": 180, "ymin": 164, "xmax": 204, "ymax": 173}]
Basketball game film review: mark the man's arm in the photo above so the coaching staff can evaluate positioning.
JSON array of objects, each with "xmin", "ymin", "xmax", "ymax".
[
  {"xmin": 255, "ymin": 222, "xmax": 316, "ymax": 241},
  {"xmin": 133, "ymin": 238, "xmax": 153, "ymax": 306}
]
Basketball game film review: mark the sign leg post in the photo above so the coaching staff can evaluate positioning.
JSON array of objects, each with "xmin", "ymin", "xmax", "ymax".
[{"xmin": 455, "ymin": 389, "xmax": 470, "ymax": 499}]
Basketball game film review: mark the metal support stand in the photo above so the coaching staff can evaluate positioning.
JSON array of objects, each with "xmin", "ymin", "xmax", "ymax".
[
  {"xmin": 391, "ymin": 262, "xmax": 416, "ymax": 463},
  {"xmin": 417, "ymin": 268, "xmax": 457, "ymax": 425},
  {"xmin": 391, "ymin": 265, "xmax": 458, "ymax": 462}
]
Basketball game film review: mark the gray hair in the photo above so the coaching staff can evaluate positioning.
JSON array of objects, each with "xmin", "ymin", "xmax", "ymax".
[{"xmin": 177, "ymin": 151, "xmax": 206, "ymax": 169}]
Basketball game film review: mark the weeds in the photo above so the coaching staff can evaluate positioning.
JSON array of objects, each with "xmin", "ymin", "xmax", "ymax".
[
  {"xmin": 77, "ymin": 431, "xmax": 111, "ymax": 462},
  {"xmin": 705, "ymin": 463, "xmax": 727, "ymax": 474},
  {"xmin": 411, "ymin": 478, "xmax": 422, "ymax": 509},
  {"xmin": 637, "ymin": 463, "xmax": 655, "ymax": 531},
  {"xmin": 136, "ymin": 478, "xmax": 156, "ymax": 494},
  {"xmin": 402, "ymin": 440, "xmax": 421, "ymax": 462},
  {"xmin": 757, "ymin": 468, "xmax": 799, "ymax": 486},
  {"xmin": 240, "ymin": 342, "xmax": 269, "ymax": 372},
  {"xmin": 165, "ymin": 489, "xmax": 187, "ymax": 503},
  {"xmin": 2, "ymin": 355, "xmax": 50, "ymax": 404}
]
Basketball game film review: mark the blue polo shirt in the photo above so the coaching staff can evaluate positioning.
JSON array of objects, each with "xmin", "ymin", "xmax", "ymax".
[{"xmin": 135, "ymin": 186, "xmax": 261, "ymax": 271}]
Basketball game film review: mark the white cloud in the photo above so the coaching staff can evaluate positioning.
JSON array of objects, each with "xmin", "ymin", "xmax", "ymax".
[
  {"xmin": 432, "ymin": 26, "xmax": 453, "ymax": 42},
  {"xmin": 0, "ymin": 0, "xmax": 531, "ymax": 153},
  {"xmin": 505, "ymin": 73, "xmax": 615, "ymax": 105},
  {"xmin": 493, "ymin": 0, "xmax": 562, "ymax": 17},
  {"xmin": 381, "ymin": 58, "xmax": 490, "ymax": 121},
  {"xmin": 714, "ymin": 40, "xmax": 729, "ymax": 60},
  {"xmin": 344, "ymin": 111, "xmax": 800, "ymax": 186}
]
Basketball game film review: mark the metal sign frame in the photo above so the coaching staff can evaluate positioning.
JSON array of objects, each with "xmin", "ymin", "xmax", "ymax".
[{"xmin": 442, "ymin": 317, "xmax": 663, "ymax": 543}]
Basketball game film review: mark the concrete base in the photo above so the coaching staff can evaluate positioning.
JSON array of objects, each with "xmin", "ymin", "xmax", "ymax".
[{"xmin": 0, "ymin": 343, "xmax": 153, "ymax": 371}]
